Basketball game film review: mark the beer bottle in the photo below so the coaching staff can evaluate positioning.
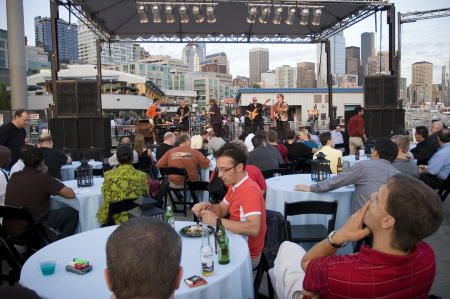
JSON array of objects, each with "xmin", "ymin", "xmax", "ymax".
[
  {"xmin": 164, "ymin": 199, "xmax": 175, "ymax": 229},
  {"xmin": 355, "ymin": 146, "xmax": 360, "ymax": 161},
  {"xmin": 214, "ymin": 218, "xmax": 222, "ymax": 254},
  {"xmin": 200, "ymin": 225, "xmax": 214, "ymax": 276},
  {"xmin": 217, "ymin": 225, "xmax": 230, "ymax": 265},
  {"xmin": 337, "ymin": 157, "xmax": 342, "ymax": 174}
]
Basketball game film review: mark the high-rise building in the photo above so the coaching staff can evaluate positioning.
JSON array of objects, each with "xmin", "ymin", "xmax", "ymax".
[
  {"xmin": 25, "ymin": 45, "xmax": 50, "ymax": 71},
  {"xmin": 133, "ymin": 44, "xmax": 150, "ymax": 61},
  {"xmin": 34, "ymin": 16, "xmax": 78, "ymax": 63},
  {"xmin": 77, "ymin": 20, "xmax": 134, "ymax": 65},
  {"xmin": 142, "ymin": 55, "xmax": 189, "ymax": 74},
  {"xmin": 316, "ymin": 31, "xmax": 345, "ymax": 88},
  {"xmin": 182, "ymin": 43, "xmax": 204, "ymax": 72},
  {"xmin": 411, "ymin": 61, "xmax": 433, "ymax": 103},
  {"xmin": 103, "ymin": 62, "xmax": 171, "ymax": 89},
  {"xmin": 275, "ymin": 65, "xmax": 296, "ymax": 88},
  {"xmin": 367, "ymin": 55, "xmax": 385, "ymax": 75},
  {"xmin": 232, "ymin": 76, "xmax": 250, "ymax": 88},
  {"xmin": 345, "ymin": 46, "xmax": 359, "ymax": 77},
  {"xmin": 261, "ymin": 70, "xmax": 275, "ymax": 88},
  {"xmin": 202, "ymin": 52, "xmax": 228, "ymax": 74},
  {"xmin": 377, "ymin": 51, "xmax": 392, "ymax": 74},
  {"xmin": 360, "ymin": 32, "xmax": 375, "ymax": 85},
  {"xmin": 296, "ymin": 62, "xmax": 315, "ymax": 88},
  {"xmin": 249, "ymin": 47, "xmax": 269, "ymax": 84},
  {"xmin": 0, "ymin": 29, "xmax": 8, "ymax": 69}
]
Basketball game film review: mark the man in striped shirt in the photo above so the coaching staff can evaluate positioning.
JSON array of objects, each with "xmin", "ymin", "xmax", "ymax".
[{"xmin": 271, "ymin": 174, "xmax": 443, "ymax": 298}]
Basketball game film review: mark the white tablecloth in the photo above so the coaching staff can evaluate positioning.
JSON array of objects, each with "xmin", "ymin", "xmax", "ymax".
[
  {"xmin": 198, "ymin": 156, "xmax": 216, "ymax": 202},
  {"xmin": 50, "ymin": 178, "xmax": 104, "ymax": 233},
  {"xmin": 342, "ymin": 155, "xmax": 370, "ymax": 170},
  {"xmin": 61, "ymin": 161, "xmax": 104, "ymax": 181},
  {"xmin": 265, "ymin": 174, "xmax": 354, "ymax": 254},
  {"xmin": 20, "ymin": 221, "xmax": 253, "ymax": 299}
]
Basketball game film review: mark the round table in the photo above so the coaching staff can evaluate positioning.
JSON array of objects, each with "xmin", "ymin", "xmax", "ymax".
[
  {"xmin": 342, "ymin": 155, "xmax": 370, "ymax": 170},
  {"xmin": 20, "ymin": 221, "xmax": 253, "ymax": 299},
  {"xmin": 61, "ymin": 161, "xmax": 104, "ymax": 181},
  {"xmin": 265, "ymin": 174, "xmax": 354, "ymax": 254}
]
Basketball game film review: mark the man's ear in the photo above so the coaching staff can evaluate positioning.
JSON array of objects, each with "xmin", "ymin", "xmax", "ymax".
[
  {"xmin": 382, "ymin": 215, "xmax": 395, "ymax": 229},
  {"xmin": 104, "ymin": 268, "xmax": 113, "ymax": 292},
  {"xmin": 174, "ymin": 266, "xmax": 183, "ymax": 290}
]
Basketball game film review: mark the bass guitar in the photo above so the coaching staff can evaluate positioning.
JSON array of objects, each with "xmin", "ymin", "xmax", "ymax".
[{"xmin": 249, "ymin": 99, "xmax": 271, "ymax": 120}]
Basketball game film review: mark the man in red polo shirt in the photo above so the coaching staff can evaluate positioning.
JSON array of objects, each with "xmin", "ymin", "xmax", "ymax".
[
  {"xmin": 270, "ymin": 174, "xmax": 443, "ymax": 299},
  {"xmin": 346, "ymin": 106, "xmax": 367, "ymax": 155},
  {"xmin": 192, "ymin": 143, "xmax": 267, "ymax": 269}
]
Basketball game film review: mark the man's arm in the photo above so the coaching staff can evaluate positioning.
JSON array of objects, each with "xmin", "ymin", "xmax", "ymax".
[
  {"xmin": 301, "ymin": 200, "xmax": 371, "ymax": 271},
  {"xmin": 59, "ymin": 186, "xmax": 76, "ymax": 199},
  {"xmin": 66, "ymin": 156, "xmax": 72, "ymax": 164}
]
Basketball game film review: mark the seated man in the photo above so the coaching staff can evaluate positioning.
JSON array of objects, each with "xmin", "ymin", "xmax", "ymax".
[
  {"xmin": 247, "ymin": 135, "xmax": 280, "ymax": 171},
  {"xmin": 191, "ymin": 130, "xmax": 208, "ymax": 150},
  {"xmin": 411, "ymin": 126, "xmax": 438, "ymax": 165},
  {"xmin": 419, "ymin": 128, "xmax": 450, "ymax": 189},
  {"xmin": 4, "ymin": 148, "xmax": 78, "ymax": 237},
  {"xmin": 329, "ymin": 124, "xmax": 345, "ymax": 153},
  {"xmin": 108, "ymin": 136, "xmax": 138, "ymax": 167},
  {"xmin": 266, "ymin": 130, "xmax": 288, "ymax": 162},
  {"xmin": 38, "ymin": 133, "xmax": 72, "ymax": 180},
  {"xmin": 10, "ymin": 144, "xmax": 34, "ymax": 176},
  {"xmin": 0, "ymin": 146, "xmax": 10, "ymax": 206},
  {"xmin": 156, "ymin": 133, "xmax": 210, "ymax": 187},
  {"xmin": 313, "ymin": 132, "xmax": 342, "ymax": 174},
  {"xmin": 295, "ymin": 138, "xmax": 400, "ymax": 214},
  {"xmin": 271, "ymin": 174, "xmax": 443, "ymax": 298},
  {"xmin": 153, "ymin": 108, "xmax": 173, "ymax": 144},
  {"xmin": 207, "ymin": 130, "xmax": 226, "ymax": 154},
  {"xmin": 391, "ymin": 134, "xmax": 419, "ymax": 177},
  {"xmin": 192, "ymin": 144, "xmax": 266, "ymax": 269},
  {"xmin": 104, "ymin": 217, "xmax": 183, "ymax": 299},
  {"xmin": 97, "ymin": 145, "xmax": 149, "ymax": 225},
  {"xmin": 156, "ymin": 132, "xmax": 175, "ymax": 161}
]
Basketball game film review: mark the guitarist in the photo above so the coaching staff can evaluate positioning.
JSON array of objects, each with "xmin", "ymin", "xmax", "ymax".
[
  {"xmin": 245, "ymin": 97, "xmax": 266, "ymax": 133},
  {"xmin": 273, "ymin": 93, "xmax": 289, "ymax": 142},
  {"xmin": 176, "ymin": 99, "xmax": 190, "ymax": 133}
]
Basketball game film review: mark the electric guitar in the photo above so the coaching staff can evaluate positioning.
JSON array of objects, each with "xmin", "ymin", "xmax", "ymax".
[{"xmin": 249, "ymin": 99, "xmax": 271, "ymax": 120}]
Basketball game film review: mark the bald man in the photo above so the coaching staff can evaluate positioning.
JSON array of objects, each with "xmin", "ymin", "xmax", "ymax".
[{"xmin": 38, "ymin": 133, "xmax": 71, "ymax": 180}]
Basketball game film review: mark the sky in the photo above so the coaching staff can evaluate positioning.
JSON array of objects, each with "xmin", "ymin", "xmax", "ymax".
[{"xmin": 1, "ymin": 0, "xmax": 449, "ymax": 85}]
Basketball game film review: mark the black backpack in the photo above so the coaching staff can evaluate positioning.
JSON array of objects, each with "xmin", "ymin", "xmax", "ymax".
[{"xmin": 207, "ymin": 170, "xmax": 228, "ymax": 203}]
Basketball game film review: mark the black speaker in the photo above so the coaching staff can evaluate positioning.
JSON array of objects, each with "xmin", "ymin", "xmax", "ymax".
[
  {"xmin": 49, "ymin": 118, "xmax": 79, "ymax": 150},
  {"xmin": 382, "ymin": 75, "xmax": 398, "ymax": 108},
  {"xmin": 362, "ymin": 109, "xmax": 383, "ymax": 138},
  {"xmin": 78, "ymin": 118, "xmax": 112, "ymax": 150},
  {"xmin": 56, "ymin": 80, "xmax": 100, "ymax": 118},
  {"xmin": 379, "ymin": 109, "xmax": 405, "ymax": 137},
  {"xmin": 364, "ymin": 75, "xmax": 398, "ymax": 109}
]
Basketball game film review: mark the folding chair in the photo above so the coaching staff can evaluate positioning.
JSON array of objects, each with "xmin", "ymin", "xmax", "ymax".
[
  {"xmin": 438, "ymin": 174, "xmax": 450, "ymax": 202},
  {"xmin": 279, "ymin": 162, "xmax": 294, "ymax": 174},
  {"xmin": 284, "ymin": 200, "xmax": 338, "ymax": 243},
  {"xmin": 261, "ymin": 168, "xmax": 287, "ymax": 180},
  {"xmin": 36, "ymin": 222, "xmax": 66, "ymax": 243},
  {"xmin": 187, "ymin": 180, "xmax": 211, "ymax": 222},
  {"xmin": 105, "ymin": 198, "xmax": 139, "ymax": 226},
  {"xmin": 0, "ymin": 237, "xmax": 22, "ymax": 286},
  {"xmin": 160, "ymin": 167, "xmax": 190, "ymax": 216}
]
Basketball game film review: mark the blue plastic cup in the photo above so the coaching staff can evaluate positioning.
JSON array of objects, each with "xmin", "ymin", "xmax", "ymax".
[{"xmin": 39, "ymin": 257, "xmax": 56, "ymax": 276}]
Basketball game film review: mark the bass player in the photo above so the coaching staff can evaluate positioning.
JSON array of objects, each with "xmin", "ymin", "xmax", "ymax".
[{"xmin": 245, "ymin": 97, "xmax": 268, "ymax": 133}]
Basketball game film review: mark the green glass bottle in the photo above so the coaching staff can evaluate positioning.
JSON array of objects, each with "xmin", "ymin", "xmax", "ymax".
[
  {"xmin": 217, "ymin": 225, "xmax": 230, "ymax": 265},
  {"xmin": 164, "ymin": 199, "xmax": 175, "ymax": 229}
]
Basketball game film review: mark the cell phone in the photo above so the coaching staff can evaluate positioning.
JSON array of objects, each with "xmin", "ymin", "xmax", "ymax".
[{"xmin": 65, "ymin": 265, "xmax": 92, "ymax": 275}]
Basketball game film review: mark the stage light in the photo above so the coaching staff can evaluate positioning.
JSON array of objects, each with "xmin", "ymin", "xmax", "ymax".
[
  {"xmin": 193, "ymin": 5, "xmax": 204, "ymax": 23},
  {"xmin": 273, "ymin": 7, "xmax": 283, "ymax": 24},
  {"xmin": 259, "ymin": 7, "xmax": 270, "ymax": 24},
  {"xmin": 152, "ymin": 5, "xmax": 161, "ymax": 23},
  {"xmin": 247, "ymin": 7, "xmax": 257, "ymax": 23},
  {"xmin": 165, "ymin": 5, "xmax": 175, "ymax": 23},
  {"xmin": 137, "ymin": 4, "xmax": 148, "ymax": 23},
  {"xmin": 207, "ymin": 5, "xmax": 216, "ymax": 23},
  {"xmin": 312, "ymin": 8, "xmax": 322, "ymax": 26},
  {"xmin": 179, "ymin": 5, "xmax": 189, "ymax": 23},
  {"xmin": 299, "ymin": 8, "xmax": 309, "ymax": 25},
  {"xmin": 285, "ymin": 7, "xmax": 296, "ymax": 25}
]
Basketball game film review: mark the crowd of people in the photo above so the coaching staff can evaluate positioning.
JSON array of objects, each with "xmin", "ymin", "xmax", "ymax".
[{"xmin": 0, "ymin": 100, "xmax": 448, "ymax": 298}]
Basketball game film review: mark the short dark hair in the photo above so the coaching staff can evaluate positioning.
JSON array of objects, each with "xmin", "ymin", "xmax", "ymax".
[
  {"xmin": 153, "ymin": 98, "xmax": 159, "ymax": 103},
  {"xmin": 385, "ymin": 174, "xmax": 443, "ymax": 252},
  {"xmin": 329, "ymin": 125, "xmax": 336, "ymax": 131},
  {"xmin": 19, "ymin": 144, "xmax": 35, "ymax": 160},
  {"xmin": 177, "ymin": 133, "xmax": 190, "ymax": 145},
  {"xmin": 354, "ymin": 106, "xmax": 364, "ymax": 114},
  {"xmin": 200, "ymin": 130, "xmax": 208, "ymax": 136},
  {"xmin": 438, "ymin": 128, "xmax": 450, "ymax": 143},
  {"xmin": 23, "ymin": 148, "xmax": 44, "ymax": 168},
  {"xmin": 374, "ymin": 137, "xmax": 398, "ymax": 163},
  {"xmin": 251, "ymin": 135, "xmax": 265, "ymax": 148},
  {"xmin": 116, "ymin": 145, "xmax": 133, "ymax": 164},
  {"xmin": 415, "ymin": 126, "xmax": 428, "ymax": 139},
  {"xmin": 286, "ymin": 130, "xmax": 296, "ymax": 140},
  {"xmin": 14, "ymin": 109, "xmax": 29, "ymax": 118},
  {"xmin": 390, "ymin": 135, "xmax": 409, "ymax": 154},
  {"xmin": 106, "ymin": 218, "xmax": 181, "ymax": 299},
  {"xmin": 215, "ymin": 143, "xmax": 247, "ymax": 168},
  {"xmin": 255, "ymin": 129, "xmax": 266, "ymax": 138},
  {"xmin": 319, "ymin": 132, "xmax": 332, "ymax": 146},
  {"xmin": 391, "ymin": 125, "xmax": 405, "ymax": 135},
  {"xmin": 245, "ymin": 126, "xmax": 253, "ymax": 134},
  {"xmin": 266, "ymin": 130, "xmax": 277, "ymax": 143}
]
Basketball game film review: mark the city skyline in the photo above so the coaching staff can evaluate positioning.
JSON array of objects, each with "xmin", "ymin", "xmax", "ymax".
[{"xmin": 1, "ymin": 0, "xmax": 449, "ymax": 85}]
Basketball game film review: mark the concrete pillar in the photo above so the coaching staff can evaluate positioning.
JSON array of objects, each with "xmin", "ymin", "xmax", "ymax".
[{"xmin": 6, "ymin": 0, "xmax": 28, "ymax": 109}]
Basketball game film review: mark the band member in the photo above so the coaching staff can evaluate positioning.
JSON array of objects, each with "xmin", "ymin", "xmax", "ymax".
[
  {"xmin": 273, "ymin": 94, "xmax": 289, "ymax": 142},
  {"xmin": 245, "ymin": 97, "xmax": 266, "ymax": 133},
  {"xmin": 146, "ymin": 98, "xmax": 160, "ymax": 122},
  {"xmin": 176, "ymin": 99, "xmax": 190, "ymax": 133},
  {"xmin": 205, "ymin": 99, "xmax": 222, "ymax": 138},
  {"xmin": 153, "ymin": 108, "xmax": 173, "ymax": 144}
]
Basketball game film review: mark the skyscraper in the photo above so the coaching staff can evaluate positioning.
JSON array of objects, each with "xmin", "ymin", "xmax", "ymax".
[
  {"xmin": 182, "ymin": 43, "xmax": 204, "ymax": 72},
  {"xmin": 367, "ymin": 55, "xmax": 385, "ymax": 75},
  {"xmin": 345, "ymin": 46, "xmax": 359, "ymax": 78},
  {"xmin": 360, "ymin": 32, "xmax": 375, "ymax": 85},
  {"xmin": 297, "ymin": 62, "xmax": 315, "ymax": 88},
  {"xmin": 316, "ymin": 31, "xmax": 345, "ymax": 88},
  {"xmin": 34, "ymin": 16, "xmax": 78, "ymax": 63},
  {"xmin": 249, "ymin": 47, "xmax": 269, "ymax": 84},
  {"xmin": 411, "ymin": 61, "xmax": 433, "ymax": 103},
  {"xmin": 275, "ymin": 65, "xmax": 296, "ymax": 88}
]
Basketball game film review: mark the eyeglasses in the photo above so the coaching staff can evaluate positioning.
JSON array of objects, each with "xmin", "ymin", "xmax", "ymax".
[{"xmin": 216, "ymin": 164, "xmax": 238, "ymax": 173}]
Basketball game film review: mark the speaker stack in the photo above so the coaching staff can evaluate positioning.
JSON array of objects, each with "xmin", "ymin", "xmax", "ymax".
[{"xmin": 49, "ymin": 80, "xmax": 111, "ymax": 151}]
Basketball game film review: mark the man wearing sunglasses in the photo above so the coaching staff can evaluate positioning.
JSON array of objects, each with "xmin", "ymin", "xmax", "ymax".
[{"xmin": 192, "ymin": 143, "xmax": 267, "ymax": 270}]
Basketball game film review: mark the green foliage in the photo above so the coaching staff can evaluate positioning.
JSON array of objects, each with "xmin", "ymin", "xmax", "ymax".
[
  {"xmin": 0, "ymin": 82, "xmax": 11, "ymax": 110},
  {"xmin": 251, "ymin": 83, "xmax": 261, "ymax": 88}
]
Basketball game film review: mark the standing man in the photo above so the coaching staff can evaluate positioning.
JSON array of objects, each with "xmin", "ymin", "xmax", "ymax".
[
  {"xmin": 205, "ymin": 99, "xmax": 222, "ymax": 138},
  {"xmin": 273, "ymin": 94, "xmax": 289, "ymax": 142},
  {"xmin": 176, "ymin": 99, "xmax": 190, "ymax": 133},
  {"xmin": 38, "ymin": 133, "xmax": 72, "ymax": 180},
  {"xmin": 347, "ymin": 106, "xmax": 367, "ymax": 155},
  {"xmin": 146, "ymin": 98, "xmax": 160, "ymax": 122},
  {"xmin": 0, "ymin": 109, "xmax": 30, "ymax": 168},
  {"xmin": 246, "ymin": 97, "xmax": 266, "ymax": 133}
]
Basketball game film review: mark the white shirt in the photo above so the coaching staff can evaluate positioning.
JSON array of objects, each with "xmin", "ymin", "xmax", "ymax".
[
  {"xmin": 234, "ymin": 117, "xmax": 240, "ymax": 123},
  {"xmin": 108, "ymin": 151, "xmax": 139, "ymax": 167},
  {"xmin": 0, "ymin": 168, "xmax": 9, "ymax": 206},
  {"xmin": 244, "ymin": 133, "xmax": 255, "ymax": 152},
  {"xmin": 9, "ymin": 159, "xmax": 25, "ymax": 177}
]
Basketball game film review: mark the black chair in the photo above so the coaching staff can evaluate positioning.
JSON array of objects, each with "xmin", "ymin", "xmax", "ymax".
[
  {"xmin": 160, "ymin": 167, "xmax": 190, "ymax": 216},
  {"xmin": 0, "ymin": 206, "xmax": 49, "ymax": 263},
  {"xmin": 105, "ymin": 198, "xmax": 139, "ymax": 226},
  {"xmin": 0, "ymin": 237, "xmax": 22, "ymax": 286},
  {"xmin": 287, "ymin": 153, "xmax": 300, "ymax": 173},
  {"xmin": 197, "ymin": 148, "xmax": 207, "ymax": 156},
  {"xmin": 438, "ymin": 174, "xmax": 450, "ymax": 202},
  {"xmin": 284, "ymin": 200, "xmax": 338, "ymax": 243},
  {"xmin": 187, "ymin": 180, "xmax": 211, "ymax": 222},
  {"xmin": 279, "ymin": 162, "xmax": 294, "ymax": 174},
  {"xmin": 36, "ymin": 222, "xmax": 66, "ymax": 243},
  {"xmin": 261, "ymin": 168, "xmax": 288, "ymax": 180},
  {"xmin": 254, "ymin": 210, "xmax": 288, "ymax": 299}
]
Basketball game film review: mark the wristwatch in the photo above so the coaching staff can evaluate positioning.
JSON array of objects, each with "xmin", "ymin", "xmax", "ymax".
[{"xmin": 327, "ymin": 231, "xmax": 347, "ymax": 248}]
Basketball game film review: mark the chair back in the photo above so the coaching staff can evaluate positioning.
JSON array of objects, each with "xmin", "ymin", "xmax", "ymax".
[
  {"xmin": 36, "ymin": 222, "xmax": 66, "ymax": 243},
  {"xmin": 0, "ymin": 237, "xmax": 22, "ymax": 285},
  {"xmin": 197, "ymin": 148, "xmax": 207, "ymax": 156},
  {"xmin": 160, "ymin": 167, "xmax": 187, "ymax": 178},
  {"xmin": 159, "ymin": 167, "xmax": 190, "ymax": 216},
  {"xmin": 438, "ymin": 174, "xmax": 450, "ymax": 202},
  {"xmin": 106, "ymin": 198, "xmax": 138, "ymax": 226},
  {"xmin": 155, "ymin": 177, "xmax": 171, "ymax": 208},
  {"xmin": 261, "ymin": 168, "xmax": 288, "ymax": 180},
  {"xmin": 279, "ymin": 162, "xmax": 294, "ymax": 174}
]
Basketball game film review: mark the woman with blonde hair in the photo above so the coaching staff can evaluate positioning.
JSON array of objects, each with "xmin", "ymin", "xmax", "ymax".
[{"xmin": 300, "ymin": 129, "xmax": 318, "ymax": 149}]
